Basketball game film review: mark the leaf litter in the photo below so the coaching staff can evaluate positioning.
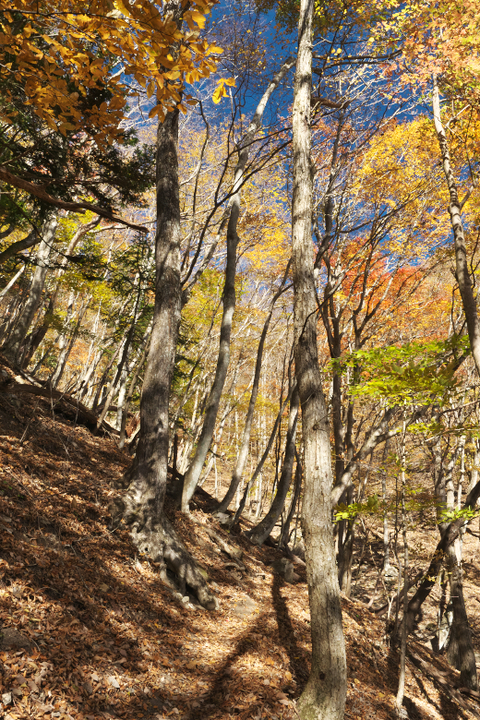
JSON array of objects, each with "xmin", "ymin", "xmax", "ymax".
[{"xmin": 0, "ymin": 357, "xmax": 479, "ymax": 720}]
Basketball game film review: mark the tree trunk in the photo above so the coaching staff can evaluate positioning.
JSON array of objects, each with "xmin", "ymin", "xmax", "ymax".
[
  {"xmin": 248, "ymin": 387, "xmax": 299, "ymax": 545},
  {"xmin": 2, "ymin": 216, "xmax": 57, "ymax": 365},
  {"xmin": 0, "ymin": 264, "xmax": 25, "ymax": 300},
  {"xmin": 445, "ymin": 543, "xmax": 478, "ymax": 689},
  {"xmin": 279, "ymin": 449, "xmax": 303, "ymax": 549},
  {"xmin": 292, "ymin": 1, "xmax": 346, "ymax": 717},
  {"xmin": 432, "ymin": 77, "xmax": 480, "ymax": 376},
  {"xmin": 217, "ymin": 265, "xmax": 290, "ymax": 513},
  {"xmin": 180, "ymin": 58, "xmax": 294, "ymax": 513},
  {"xmin": 112, "ymin": 105, "xmax": 215, "ymax": 610},
  {"xmin": 404, "ymin": 478, "xmax": 480, "ymax": 634},
  {"xmin": 227, "ymin": 381, "xmax": 295, "ymax": 523},
  {"xmin": 428, "ymin": 434, "xmax": 478, "ymax": 689}
]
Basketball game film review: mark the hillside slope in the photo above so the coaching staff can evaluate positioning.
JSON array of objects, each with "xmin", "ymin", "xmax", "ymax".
[{"xmin": 0, "ymin": 359, "xmax": 479, "ymax": 720}]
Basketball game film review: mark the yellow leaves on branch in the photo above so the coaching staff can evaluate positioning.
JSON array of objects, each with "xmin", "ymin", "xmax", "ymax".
[
  {"xmin": 0, "ymin": 0, "xmax": 223, "ymax": 145},
  {"xmin": 212, "ymin": 77, "xmax": 236, "ymax": 104}
]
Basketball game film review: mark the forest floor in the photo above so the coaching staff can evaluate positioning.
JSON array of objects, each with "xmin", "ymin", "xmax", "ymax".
[{"xmin": 1, "ymin": 357, "xmax": 480, "ymax": 720}]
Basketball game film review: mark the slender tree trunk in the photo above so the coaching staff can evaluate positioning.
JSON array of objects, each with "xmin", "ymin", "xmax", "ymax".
[
  {"xmin": 3, "ymin": 216, "xmax": 57, "ymax": 364},
  {"xmin": 0, "ymin": 264, "xmax": 25, "ymax": 300},
  {"xmin": 91, "ymin": 335, "xmax": 126, "ymax": 411},
  {"xmin": 228, "ymin": 381, "xmax": 294, "ymax": 522},
  {"xmin": 445, "ymin": 543, "xmax": 478, "ymax": 689},
  {"xmin": 432, "ymin": 78, "xmax": 480, "ymax": 376},
  {"xmin": 112, "ymin": 104, "xmax": 215, "ymax": 610},
  {"xmin": 117, "ymin": 322, "xmax": 153, "ymax": 448},
  {"xmin": 51, "ymin": 303, "xmax": 87, "ymax": 389},
  {"xmin": 248, "ymin": 387, "xmax": 299, "ymax": 545},
  {"xmin": 217, "ymin": 266, "xmax": 290, "ymax": 513},
  {"xmin": 50, "ymin": 291, "xmax": 77, "ymax": 387},
  {"xmin": 436, "ymin": 436, "xmax": 478, "ymax": 690},
  {"xmin": 396, "ymin": 419, "xmax": 408, "ymax": 716},
  {"xmin": 405, "ymin": 478, "xmax": 480, "ymax": 634},
  {"xmin": 279, "ymin": 449, "xmax": 303, "ymax": 549},
  {"xmin": 292, "ymin": 1, "xmax": 346, "ymax": 717},
  {"xmin": 180, "ymin": 58, "xmax": 294, "ymax": 513}
]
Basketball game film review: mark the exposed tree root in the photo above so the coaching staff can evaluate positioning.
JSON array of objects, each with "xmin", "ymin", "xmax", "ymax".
[{"xmin": 110, "ymin": 494, "xmax": 218, "ymax": 611}]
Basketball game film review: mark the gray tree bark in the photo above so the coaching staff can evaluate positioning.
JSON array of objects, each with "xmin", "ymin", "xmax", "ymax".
[
  {"xmin": 292, "ymin": 1, "xmax": 347, "ymax": 717},
  {"xmin": 432, "ymin": 78, "xmax": 480, "ymax": 377},
  {"xmin": 248, "ymin": 387, "xmax": 299, "ymax": 545},
  {"xmin": 432, "ymin": 434, "xmax": 478, "ymax": 690},
  {"xmin": 217, "ymin": 264, "xmax": 291, "ymax": 514},
  {"xmin": 2, "ymin": 215, "xmax": 57, "ymax": 365},
  {"xmin": 180, "ymin": 58, "xmax": 294, "ymax": 513},
  {"xmin": 405, "ymin": 478, "xmax": 480, "ymax": 635},
  {"xmin": 445, "ymin": 543, "xmax": 478, "ymax": 689},
  {"xmin": 112, "ymin": 102, "xmax": 215, "ymax": 610}
]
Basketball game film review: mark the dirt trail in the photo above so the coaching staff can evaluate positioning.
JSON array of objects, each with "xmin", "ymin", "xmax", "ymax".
[{"xmin": 0, "ymin": 359, "xmax": 479, "ymax": 720}]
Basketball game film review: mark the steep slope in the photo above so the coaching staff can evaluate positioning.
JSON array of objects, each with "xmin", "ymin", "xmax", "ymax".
[{"xmin": 0, "ymin": 356, "xmax": 479, "ymax": 720}]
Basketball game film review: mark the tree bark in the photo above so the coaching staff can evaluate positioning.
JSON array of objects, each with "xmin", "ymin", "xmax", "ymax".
[
  {"xmin": 279, "ymin": 449, "xmax": 303, "ymax": 549},
  {"xmin": 217, "ymin": 265, "xmax": 291, "ymax": 513},
  {"xmin": 113, "ymin": 104, "xmax": 215, "ymax": 610},
  {"xmin": 404, "ymin": 478, "xmax": 480, "ymax": 635},
  {"xmin": 292, "ymin": 1, "xmax": 347, "ymax": 717},
  {"xmin": 432, "ymin": 77, "xmax": 480, "ymax": 376},
  {"xmin": 227, "ymin": 380, "xmax": 295, "ymax": 523},
  {"xmin": 248, "ymin": 387, "xmax": 299, "ymax": 545},
  {"xmin": 2, "ymin": 216, "xmax": 57, "ymax": 365},
  {"xmin": 180, "ymin": 58, "xmax": 294, "ymax": 513},
  {"xmin": 431, "ymin": 434, "xmax": 479, "ymax": 690},
  {"xmin": 445, "ymin": 543, "xmax": 478, "ymax": 689}
]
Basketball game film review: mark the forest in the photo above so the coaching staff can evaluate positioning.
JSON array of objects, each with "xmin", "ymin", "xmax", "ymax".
[{"xmin": 1, "ymin": 1, "xmax": 480, "ymax": 719}]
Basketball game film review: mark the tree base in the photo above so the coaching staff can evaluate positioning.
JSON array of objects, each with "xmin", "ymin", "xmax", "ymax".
[{"xmin": 110, "ymin": 494, "xmax": 218, "ymax": 611}]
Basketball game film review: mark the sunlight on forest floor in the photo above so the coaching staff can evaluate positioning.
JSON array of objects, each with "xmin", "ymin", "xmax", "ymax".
[{"xmin": 0, "ymin": 357, "xmax": 479, "ymax": 720}]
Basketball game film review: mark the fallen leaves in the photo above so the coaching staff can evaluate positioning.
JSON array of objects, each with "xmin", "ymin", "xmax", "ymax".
[{"xmin": 0, "ymin": 360, "xmax": 479, "ymax": 720}]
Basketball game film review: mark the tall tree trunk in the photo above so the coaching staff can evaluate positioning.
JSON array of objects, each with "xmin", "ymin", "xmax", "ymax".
[
  {"xmin": 50, "ymin": 302, "xmax": 87, "ymax": 389},
  {"xmin": 248, "ymin": 387, "xmax": 299, "ymax": 545},
  {"xmin": 180, "ymin": 58, "xmax": 294, "ymax": 513},
  {"xmin": 112, "ymin": 105, "xmax": 215, "ymax": 610},
  {"xmin": 432, "ymin": 78, "xmax": 480, "ymax": 376},
  {"xmin": 292, "ymin": 1, "xmax": 346, "ymax": 717},
  {"xmin": 0, "ymin": 264, "xmax": 25, "ymax": 301},
  {"xmin": 432, "ymin": 434, "xmax": 479, "ymax": 690},
  {"xmin": 404, "ymin": 478, "xmax": 480, "ymax": 634},
  {"xmin": 445, "ymin": 543, "xmax": 478, "ymax": 689},
  {"xmin": 228, "ymin": 380, "xmax": 295, "ymax": 523},
  {"xmin": 50, "ymin": 291, "xmax": 77, "ymax": 387},
  {"xmin": 279, "ymin": 449, "xmax": 303, "ymax": 549},
  {"xmin": 217, "ymin": 265, "xmax": 290, "ymax": 513},
  {"xmin": 2, "ymin": 216, "xmax": 57, "ymax": 365}
]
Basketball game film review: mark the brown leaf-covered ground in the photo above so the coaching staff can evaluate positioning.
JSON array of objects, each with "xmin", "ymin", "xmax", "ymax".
[{"xmin": 0, "ymin": 359, "xmax": 479, "ymax": 720}]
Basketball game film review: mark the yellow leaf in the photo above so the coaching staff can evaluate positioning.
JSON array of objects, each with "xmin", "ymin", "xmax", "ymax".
[
  {"xmin": 165, "ymin": 69, "xmax": 181, "ymax": 80},
  {"xmin": 113, "ymin": 0, "xmax": 131, "ymax": 16},
  {"xmin": 212, "ymin": 80, "xmax": 228, "ymax": 104},
  {"xmin": 188, "ymin": 10, "xmax": 206, "ymax": 28}
]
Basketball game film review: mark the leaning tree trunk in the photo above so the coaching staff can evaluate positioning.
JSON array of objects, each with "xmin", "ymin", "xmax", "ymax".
[
  {"xmin": 217, "ymin": 263, "xmax": 291, "ymax": 514},
  {"xmin": 180, "ymin": 57, "xmax": 294, "ymax": 513},
  {"xmin": 278, "ymin": 449, "xmax": 303, "ymax": 549},
  {"xmin": 405, "ymin": 478, "xmax": 480, "ymax": 635},
  {"xmin": 292, "ymin": 1, "xmax": 347, "ymax": 718},
  {"xmin": 247, "ymin": 386, "xmax": 299, "ymax": 545},
  {"xmin": 2, "ymin": 215, "xmax": 57, "ymax": 365},
  {"xmin": 432, "ymin": 435, "xmax": 478, "ymax": 690},
  {"xmin": 111, "ymin": 105, "xmax": 216, "ymax": 610}
]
